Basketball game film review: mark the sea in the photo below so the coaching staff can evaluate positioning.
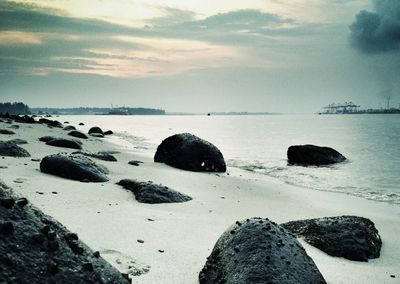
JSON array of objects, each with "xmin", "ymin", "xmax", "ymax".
[{"xmin": 58, "ymin": 114, "xmax": 400, "ymax": 205}]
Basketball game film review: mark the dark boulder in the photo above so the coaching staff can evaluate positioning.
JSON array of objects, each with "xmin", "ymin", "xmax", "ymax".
[
  {"xmin": 40, "ymin": 154, "xmax": 109, "ymax": 182},
  {"xmin": 287, "ymin": 144, "xmax": 346, "ymax": 166},
  {"xmin": 0, "ymin": 141, "xmax": 30, "ymax": 157},
  {"xmin": 199, "ymin": 217, "xmax": 326, "ymax": 284},
  {"xmin": 14, "ymin": 115, "xmax": 35, "ymax": 124},
  {"xmin": 8, "ymin": 139, "xmax": 28, "ymax": 145},
  {"xmin": 39, "ymin": 136, "xmax": 57, "ymax": 143},
  {"xmin": 63, "ymin": 125, "xmax": 76, "ymax": 131},
  {"xmin": 0, "ymin": 129, "xmax": 15, "ymax": 135},
  {"xmin": 68, "ymin": 131, "xmax": 88, "ymax": 139},
  {"xmin": 72, "ymin": 151, "xmax": 117, "ymax": 162},
  {"xmin": 117, "ymin": 179, "xmax": 192, "ymax": 204},
  {"xmin": 0, "ymin": 181, "xmax": 129, "ymax": 283},
  {"xmin": 79, "ymin": 123, "xmax": 85, "ymax": 126},
  {"xmin": 46, "ymin": 139, "xmax": 82, "ymax": 150},
  {"xmin": 128, "ymin": 160, "xmax": 143, "ymax": 166},
  {"xmin": 154, "ymin": 133, "xmax": 226, "ymax": 172},
  {"xmin": 38, "ymin": 118, "xmax": 63, "ymax": 128},
  {"xmin": 281, "ymin": 216, "xmax": 382, "ymax": 262},
  {"xmin": 88, "ymin": 127, "xmax": 103, "ymax": 135},
  {"xmin": 104, "ymin": 130, "xmax": 113, "ymax": 135}
]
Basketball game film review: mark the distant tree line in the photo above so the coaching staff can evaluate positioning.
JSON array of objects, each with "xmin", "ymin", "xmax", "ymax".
[
  {"xmin": 0, "ymin": 102, "xmax": 30, "ymax": 115},
  {"xmin": 30, "ymin": 107, "xmax": 165, "ymax": 115}
]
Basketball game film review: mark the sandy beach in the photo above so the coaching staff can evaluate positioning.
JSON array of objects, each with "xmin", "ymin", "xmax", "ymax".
[{"xmin": 1, "ymin": 119, "xmax": 399, "ymax": 284}]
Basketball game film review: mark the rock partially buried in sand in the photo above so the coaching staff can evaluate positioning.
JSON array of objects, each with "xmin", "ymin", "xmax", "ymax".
[
  {"xmin": 199, "ymin": 217, "xmax": 326, "ymax": 284},
  {"xmin": 46, "ymin": 139, "xmax": 82, "ymax": 150},
  {"xmin": 104, "ymin": 130, "xmax": 113, "ymax": 135},
  {"xmin": 128, "ymin": 160, "xmax": 143, "ymax": 166},
  {"xmin": 117, "ymin": 179, "xmax": 192, "ymax": 204},
  {"xmin": 72, "ymin": 151, "xmax": 117, "ymax": 162},
  {"xmin": 90, "ymin": 133, "xmax": 104, "ymax": 138},
  {"xmin": 68, "ymin": 130, "xmax": 88, "ymax": 139},
  {"xmin": 39, "ymin": 136, "xmax": 57, "ymax": 143},
  {"xmin": 281, "ymin": 216, "xmax": 382, "ymax": 262},
  {"xmin": 0, "ymin": 129, "xmax": 15, "ymax": 135},
  {"xmin": 287, "ymin": 144, "xmax": 346, "ymax": 166},
  {"xmin": 0, "ymin": 181, "xmax": 129, "ymax": 283},
  {"xmin": 38, "ymin": 118, "xmax": 63, "ymax": 128},
  {"xmin": 63, "ymin": 125, "xmax": 76, "ymax": 131},
  {"xmin": 40, "ymin": 154, "xmax": 109, "ymax": 182},
  {"xmin": 7, "ymin": 138, "xmax": 28, "ymax": 145},
  {"xmin": 0, "ymin": 141, "xmax": 30, "ymax": 157},
  {"xmin": 154, "ymin": 133, "xmax": 226, "ymax": 172}
]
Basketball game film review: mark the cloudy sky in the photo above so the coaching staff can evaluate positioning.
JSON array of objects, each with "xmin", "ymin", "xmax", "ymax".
[{"xmin": 0, "ymin": 0, "xmax": 399, "ymax": 112}]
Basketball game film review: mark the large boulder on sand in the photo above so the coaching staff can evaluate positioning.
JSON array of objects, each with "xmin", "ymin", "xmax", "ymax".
[
  {"xmin": 46, "ymin": 139, "xmax": 82, "ymax": 150},
  {"xmin": 40, "ymin": 154, "xmax": 109, "ymax": 182},
  {"xmin": 287, "ymin": 144, "xmax": 346, "ymax": 166},
  {"xmin": 0, "ymin": 141, "xmax": 30, "ymax": 157},
  {"xmin": 72, "ymin": 151, "xmax": 117, "ymax": 162},
  {"xmin": 7, "ymin": 138, "xmax": 28, "ymax": 145},
  {"xmin": 281, "ymin": 216, "xmax": 382, "ymax": 262},
  {"xmin": 154, "ymin": 133, "xmax": 226, "ymax": 172},
  {"xmin": 39, "ymin": 136, "xmax": 57, "ymax": 143},
  {"xmin": 0, "ymin": 181, "xmax": 129, "ymax": 283},
  {"xmin": 117, "ymin": 179, "xmax": 192, "ymax": 204},
  {"xmin": 63, "ymin": 125, "xmax": 76, "ymax": 131},
  {"xmin": 199, "ymin": 217, "xmax": 326, "ymax": 284},
  {"xmin": 68, "ymin": 131, "xmax": 88, "ymax": 139}
]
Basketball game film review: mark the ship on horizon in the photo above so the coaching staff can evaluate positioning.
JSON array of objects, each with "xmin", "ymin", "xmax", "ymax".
[{"xmin": 319, "ymin": 101, "xmax": 400, "ymax": 115}]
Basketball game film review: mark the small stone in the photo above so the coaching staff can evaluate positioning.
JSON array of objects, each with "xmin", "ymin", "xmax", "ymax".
[
  {"xmin": 390, "ymin": 275, "xmax": 396, "ymax": 278},
  {"xmin": 16, "ymin": 197, "xmax": 28, "ymax": 207},
  {"xmin": 93, "ymin": 251, "xmax": 100, "ymax": 258},
  {"xmin": 158, "ymin": 249, "xmax": 165, "ymax": 253},
  {"xmin": 52, "ymin": 191, "xmax": 58, "ymax": 194},
  {"xmin": 137, "ymin": 239, "xmax": 144, "ymax": 243}
]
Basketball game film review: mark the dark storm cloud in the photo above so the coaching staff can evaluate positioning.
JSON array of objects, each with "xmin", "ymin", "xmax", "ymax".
[{"xmin": 350, "ymin": 0, "xmax": 400, "ymax": 53}]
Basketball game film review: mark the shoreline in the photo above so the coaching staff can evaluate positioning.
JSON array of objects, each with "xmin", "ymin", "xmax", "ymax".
[{"xmin": 1, "ymin": 118, "xmax": 399, "ymax": 283}]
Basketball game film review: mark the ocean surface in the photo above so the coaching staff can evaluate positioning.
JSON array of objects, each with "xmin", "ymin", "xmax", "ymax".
[{"xmin": 59, "ymin": 114, "xmax": 400, "ymax": 205}]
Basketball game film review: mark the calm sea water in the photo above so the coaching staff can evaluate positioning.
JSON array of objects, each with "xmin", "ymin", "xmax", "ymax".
[{"xmin": 59, "ymin": 114, "xmax": 400, "ymax": 204}]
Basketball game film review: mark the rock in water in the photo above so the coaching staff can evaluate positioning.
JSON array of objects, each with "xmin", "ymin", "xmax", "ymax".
[
  {"xmin": 287, "ymin": 144, "xmax": 346, "ymax": 166},
  {"xmin": 281, "ymin": 216, "xmax": 382, "ymax": 262},
  {"xmin": 199, "ymin": 217, "xmax": 326, "ymax": 284},
  {"xmin": 0, "ymin": 141, "xmax": 30, "ymax": 157},
  {"xmin": 117, "ymin": 179, "xmax": 192, "ymax": 204},
  {"xmin": 46, "ymin": 139, "xmax": 82, "ymax": 150},
  {"xmin": 40, "ymin": 154, "xmax": 109, "ymax": 182},
  {"xmin": 88, "ymin": 127, "xmax": 104, "ymax": 135},
  {"xmin": 68, "ymin": 131, "xmax": 89, "ymax": 139},
  {"xmin": 0, "ymin": 181, "xmax": 129, "ymax": 283},
  {"xmin": 154, "ymin": 133, "xmax": 226, "ymax": 172}
]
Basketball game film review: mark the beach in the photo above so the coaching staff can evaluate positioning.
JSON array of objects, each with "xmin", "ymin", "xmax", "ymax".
[{"xmin": 1, "ymin": 118, "xmax": 400, "ymax": 284}]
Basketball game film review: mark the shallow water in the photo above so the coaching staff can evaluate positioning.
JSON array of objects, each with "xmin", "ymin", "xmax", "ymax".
[{"xmin": 59, "ymin": 114, "xmax": 400, "ymax": 204}]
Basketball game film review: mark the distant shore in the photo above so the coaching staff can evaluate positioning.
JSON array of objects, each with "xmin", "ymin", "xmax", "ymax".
[{"xmin": 1, "ymin": 117, "xmax": 399, "ymax": 283}]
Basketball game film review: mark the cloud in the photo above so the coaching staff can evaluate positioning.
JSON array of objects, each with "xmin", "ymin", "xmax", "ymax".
[{"xmin": 349, "ymin": 0, "xmax": 400, "ymax": 53}]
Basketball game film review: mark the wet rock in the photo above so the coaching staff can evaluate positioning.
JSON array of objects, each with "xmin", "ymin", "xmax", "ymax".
[
  {"xmin": 63, "ymin": 125, "xmax": 76, "ymax": 131},
  {"xmin": 46, "ymin": 139, "xmax": 82, "ymax": 150},
  {"xmin": 0, "ymin": 141, "xmax": 30, "ymax": 157},
  {"xmin": 0, "ymin": 180, "xmax": 129, "ymax": 283},
  {"xmin": 88, "ymin": 127, "xmax": 104, "ymax": 135},
  {"xmin": 68, "ymin": 130, "xmax": 88, "ymax": 139},
  {"xmin": 90, "ymin": 133, "xmax": 104, "ymax": 138},
  {"xmin": 281, "ymin": 216, "xmax": 382, "ymax": 262},
  {"xmin": 7, "ymin": 138, "xmax": 28, "ymax": 145},
  {"xmin": 38, "ymin": 118, "xmax": 63, "ymax": 128},
  {"xmin": 199, "ymin": 217, "xmax": 326, "ymax": 284},
  {"xmin": 0, "ymin": 129, "xmax": 15, "ymax": 135},
  {"xmin": 1, "ymin": 198, "xmax": 15, "ymax": 209},
  {"xmin": 16, "ymin": 198, "xmax": 28, "ymax": 208},
  {"xmin": 117, "ymin": 179, "xmax": 192, "ymax": 204},
  {"xmin": 72, "ymin": 151, "xmax": 117, "ymax": 162},
  {"xmin": 287, "ymin": 144, "xmax": 346, "ymax": 166},
  {"xmin": 40, "ymin": 154, "xmax": 109, "ymax": 182},
  {"xmin": 154, "ymin": 133, "xmax": 226, "ymax": 172},
  {"xmin": 128, "ymin": 160, "xmax": 143, "ymax": 166}
]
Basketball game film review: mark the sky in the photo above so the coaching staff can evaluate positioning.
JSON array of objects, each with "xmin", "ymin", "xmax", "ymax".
[{"xmin": 0, "ymin": 0, "xmax": 399, "ymax": 113}]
